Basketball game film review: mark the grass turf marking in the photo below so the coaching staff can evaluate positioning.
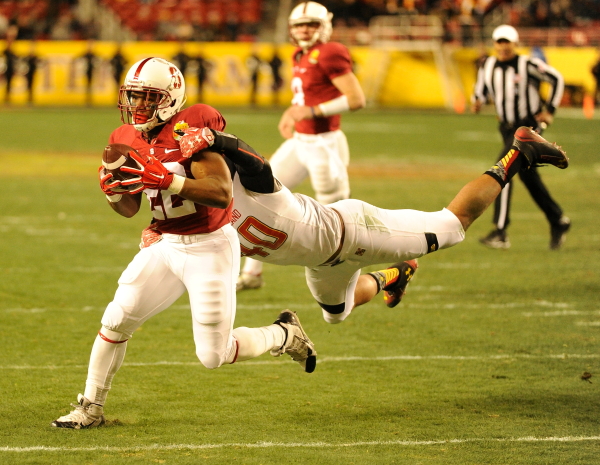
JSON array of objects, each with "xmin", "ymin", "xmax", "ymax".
[
  {"xmin": 2, "ymin": 353, "xmax": 598, "ymax": 370},
  {"xmin": 2, "ymin": 436, "xmax": 600, "ymax": 453}
]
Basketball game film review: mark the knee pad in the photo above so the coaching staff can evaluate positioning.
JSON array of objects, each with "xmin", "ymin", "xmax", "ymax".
[
  {"xmin": 101, "ymin": 301, "xmax": 137, "ymax": 338},
  {"xmin": 194, "ymin": 327, "xmax": 232, "ymax": 369},
  {"xmin": 99, "ymin": 326, "xmax": 130, "ymax": 343},
  {"xmin": 197, "ymin": 350, "xmax": 226, "ymax": 369}
]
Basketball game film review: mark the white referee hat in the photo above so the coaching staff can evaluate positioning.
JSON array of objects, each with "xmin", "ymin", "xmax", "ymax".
[{"xmin": 492, "ymin": 25, "xmax": 519, "ymax": 43}]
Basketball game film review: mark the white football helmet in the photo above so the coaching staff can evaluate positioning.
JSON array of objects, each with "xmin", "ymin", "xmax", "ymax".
[
  {"xmin": 288, "ymin": 2, "xmax": 333, "ymax": 49},
  {"xmin": 118, "ymin": 57, "xmax": 187, "ymax": 133}
]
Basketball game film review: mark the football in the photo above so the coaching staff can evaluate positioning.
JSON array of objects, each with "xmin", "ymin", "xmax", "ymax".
[{"xmin": 102, "ymin": 143, "xmax": 144, "ymax": 193}]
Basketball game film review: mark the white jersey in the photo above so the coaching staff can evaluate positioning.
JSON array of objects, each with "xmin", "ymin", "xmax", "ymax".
[
  {"xmin": 231, "ymin": 171, "xmax": 466, "ymax": 324},
  {"xmin": 230, "ymin": 173, "xmax": 343, "ymax": 268}
]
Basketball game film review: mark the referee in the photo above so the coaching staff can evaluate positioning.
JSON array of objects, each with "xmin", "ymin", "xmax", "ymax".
[{"xmin": 472, "ymin": 24, "xmax": 570, "ymax": 250}]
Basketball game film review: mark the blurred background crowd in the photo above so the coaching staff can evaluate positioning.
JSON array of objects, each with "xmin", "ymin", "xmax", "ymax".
[
  {"xmin": 2, "ymin": 0, "xmax": 600, "ymax": 109},
  {"xmin": 1, "ymin": 0, "xmax": 600, "ymax": 45}
]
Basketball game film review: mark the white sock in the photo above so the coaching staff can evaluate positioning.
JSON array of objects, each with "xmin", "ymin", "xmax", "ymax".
[
  {"xmin": 242, "ymin": 257, "xmax": 264, "ymax": 276},
  {"xmin": 229, "ymin": 324, "xmax": 286, "ymax": 362},
  {"xmin": 84, "ymin": 328, "xmax": 128, "ymax": 405}
]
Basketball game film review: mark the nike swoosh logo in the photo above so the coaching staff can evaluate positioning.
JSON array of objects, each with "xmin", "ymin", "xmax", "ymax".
[{"xmin": 165, "ymin": 148, "xmax": 179, "ymax": 153}]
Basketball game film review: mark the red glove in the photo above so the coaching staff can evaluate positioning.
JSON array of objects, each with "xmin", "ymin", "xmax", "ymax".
[
  {"xmin": 140, "ymin": 224, "xmax": 162, "ymax": 249},
  {"xmin": 98, "ymin": 166, "xmax": 122, "ymax": 196},
  {"xmin": 178, "ymin": 127, "xmax": 215, "ymax": 158},
  {"xmin": 120, "ymin": 151, "xmax": 174, "ymax": 193}
]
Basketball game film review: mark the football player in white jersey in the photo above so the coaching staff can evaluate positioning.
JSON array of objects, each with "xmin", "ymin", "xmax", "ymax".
[{"xmin": 146, "ymin": 124, "xmax": 569, "ymax": 324}]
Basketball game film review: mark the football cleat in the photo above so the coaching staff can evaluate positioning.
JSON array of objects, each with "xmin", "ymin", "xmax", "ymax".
[
  {"xmin": 382, "ymin": 259, "xmax": 419, "ymax": 308},
  {"xmin": 512, "ymin": 127, "xmax": 569, "ymax": 169},
  {"xmin": 236, "ymin": 273, "xmax": 264, "ymax": 292},
  {"xmin": 271, "ymin": 310, "xmax": 317, "ymax": 373},
  {"xmin": 479, "ymin": 229, "xmax": 511, "ymax": 249},
  {"xmin": 51, "ymin": 394, "xmax": 105, "ymax": 429},
  {"xmin": 550, "ymin": 216, "xmax": 571, "ymax": 250}
]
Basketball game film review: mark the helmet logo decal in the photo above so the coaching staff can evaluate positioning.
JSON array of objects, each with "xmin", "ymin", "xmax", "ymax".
[{"xmin": 170, "ymin": 67, "xmax": 183, "ymax": 89}]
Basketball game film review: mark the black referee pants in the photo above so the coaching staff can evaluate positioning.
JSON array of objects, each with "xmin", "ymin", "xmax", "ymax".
[{"xmin": 492, "ymin": 122, "xmax": 564, "ymax": 231}]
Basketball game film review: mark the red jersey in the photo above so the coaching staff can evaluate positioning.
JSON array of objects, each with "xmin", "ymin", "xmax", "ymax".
[
  {"xmin": 291, "ymin": 42, "xmax": 353, "ymax": 135},
  {"xmin": 109, "ymin": 104, "xmax": 231, "ymax": 235}
]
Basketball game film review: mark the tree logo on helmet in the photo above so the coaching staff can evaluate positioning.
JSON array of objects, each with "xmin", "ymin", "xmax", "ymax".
[{"xmin": 169, "ymin": 67, "xmax": 182, "ymax": 89}]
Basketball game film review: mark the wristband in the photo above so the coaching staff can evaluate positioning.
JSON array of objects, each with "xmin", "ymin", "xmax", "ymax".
[
  {"xmin": 106, "ymin": 194, "xmax": 122, "ymax": 203},
  {"xmin": 317, "ymin": 95, "xmax": 350, "ymax": 117},
  {"xmin": 167, "ymin": 174, "xmax": 186, "ymax": 194}
]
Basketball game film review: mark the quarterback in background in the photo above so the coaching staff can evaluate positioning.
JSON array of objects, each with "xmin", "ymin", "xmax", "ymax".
[
  {"xmin": 51, "ymin": 58, "xmax": 316, "ymax": 430},
  {"xmin": 238, "ymin": 1, "xmax": 366, "ymax": 291}
]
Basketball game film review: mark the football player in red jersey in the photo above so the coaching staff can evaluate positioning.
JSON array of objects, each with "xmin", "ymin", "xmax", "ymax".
[
  {"xmin": 238, "ymin": 1, "xmax": 366, "ymax": 291},
  {"xmin": 52, "ymin": 58, "xmax": 316, "ymax": 430}
]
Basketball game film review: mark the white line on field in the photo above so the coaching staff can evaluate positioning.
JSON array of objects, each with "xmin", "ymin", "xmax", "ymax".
[
  {"xmin": 4, "ymin": 301, "xmax": 587, "ymax": 314},
  {"xmin": 522, "ymin": 310, "xmax": 600, "ymax": 317},
  {"xmin": 2, "ymin": 353, "xmax": 598, "ymax": 370},
  {"xmin": 1, "ymin": 435, "xmax": 599, "ymax": 453},
  {"xmin": 576, "ymin": 321, "xmax": 600, "ymax": 326}
]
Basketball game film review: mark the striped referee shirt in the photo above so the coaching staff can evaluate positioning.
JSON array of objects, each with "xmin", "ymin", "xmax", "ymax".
[{"xmin": 472, "ymin": 54, "xmax": 564, "ymax": 126}]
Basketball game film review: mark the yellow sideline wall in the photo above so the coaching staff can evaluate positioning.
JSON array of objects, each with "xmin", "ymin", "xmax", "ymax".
[{"xmin": 0, "ymin": 41, "xmax": 597, "ymax": 107}]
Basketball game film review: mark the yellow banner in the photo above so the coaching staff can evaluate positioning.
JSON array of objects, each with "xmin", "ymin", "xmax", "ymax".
[
  {"xmin": 1, "ymin": 41, "xmax": 597, "ymax": 107},
  {"xmin": 0, "ymin": 41, "xmax": 296, "ymax": 107}
]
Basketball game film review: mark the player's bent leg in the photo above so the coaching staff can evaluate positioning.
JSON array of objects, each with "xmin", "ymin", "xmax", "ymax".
[
  {"xmin": 190, "ymin": 277, "xmax": 236, "ymax": 369},
  {"xmin": 306, "ymin": 266, "xmax": 360, "ymax": 324},
  {"xmin": 186, "ymin": 224, "xmax": 239, "ymax": 370},
  {"xmin": 230, "ymin": 325, "xmax": 286, "ymax": 361}
]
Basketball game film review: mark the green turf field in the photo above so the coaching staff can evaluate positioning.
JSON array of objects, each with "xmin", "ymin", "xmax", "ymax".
[{"xmin": 0, "ymin": 107, "xmax": 598, "ymax": 464}]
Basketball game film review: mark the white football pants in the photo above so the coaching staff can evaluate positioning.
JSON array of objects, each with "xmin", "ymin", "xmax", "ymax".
[
  {"xmin": 306, "ymin": 204, "xmax": 466, "ymax": 324},
  {"xmin": 84, "ymin": 224, "xmax": 285, "ymax": 405}
]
